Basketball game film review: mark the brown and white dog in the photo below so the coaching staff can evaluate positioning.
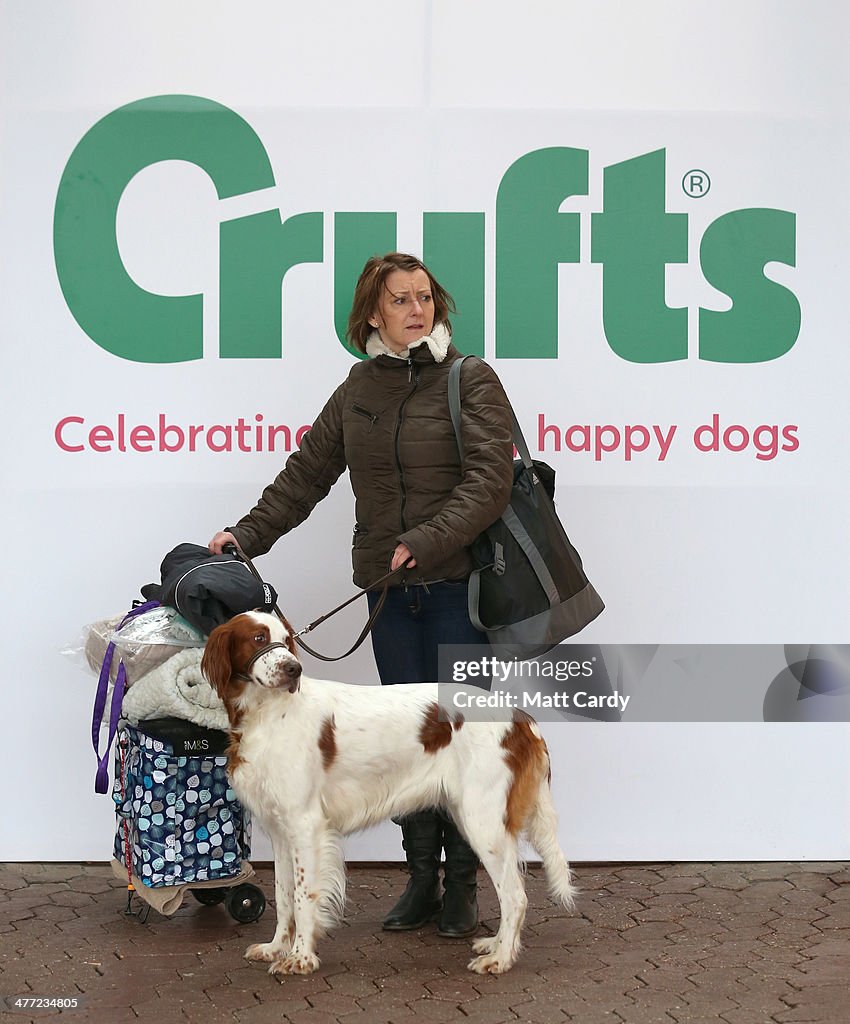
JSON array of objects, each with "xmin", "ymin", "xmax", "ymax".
[{"xmin": 201, "ymin": 610, "xmax": 575, "ymax": 976}]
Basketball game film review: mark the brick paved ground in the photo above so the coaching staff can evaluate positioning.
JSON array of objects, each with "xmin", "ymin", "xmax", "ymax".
[{"xmin": 1, "ymin": 861, "xmax": 848, "ymax": 1024}]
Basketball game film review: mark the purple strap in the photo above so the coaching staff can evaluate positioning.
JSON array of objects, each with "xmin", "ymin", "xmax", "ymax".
[{"xmin": 92, "ymin": 601, "xmax": 160, "ymax": 794}]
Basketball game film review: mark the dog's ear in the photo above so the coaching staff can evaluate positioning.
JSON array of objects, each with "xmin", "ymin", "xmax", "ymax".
[{"xmin": 201, "ymin": 622, "xmax": 235, "ymax": 698}]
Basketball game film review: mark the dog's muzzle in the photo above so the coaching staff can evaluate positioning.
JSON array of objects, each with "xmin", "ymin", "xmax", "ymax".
[{"xmin": 236, "ymin": 642, "xmax": 302, "ymax": 693}]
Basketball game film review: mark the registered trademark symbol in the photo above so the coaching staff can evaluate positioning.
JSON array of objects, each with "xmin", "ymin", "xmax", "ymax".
[{"xmin": 682, "ymin": 169, "xmax": 711, "ymax": 198}]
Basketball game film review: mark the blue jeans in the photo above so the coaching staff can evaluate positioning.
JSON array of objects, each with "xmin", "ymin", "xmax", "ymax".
[{"xmin": 367, "ymin": 581, "xmax": 491, "ymax": 687}]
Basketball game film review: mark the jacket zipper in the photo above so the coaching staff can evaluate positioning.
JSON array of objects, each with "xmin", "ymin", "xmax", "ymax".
[{"xmin": 394, "ymin": 358, "xmax": 420, "ymax": 534}]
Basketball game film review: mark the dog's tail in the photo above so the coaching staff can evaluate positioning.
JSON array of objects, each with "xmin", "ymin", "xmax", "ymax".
[
  {"xmin": 528, "ymin": 759, "xmax": 577, "ymax": 910},
  {"xmin": 316, "ymin": 827, "xmax": 346, "ymax": 932}
]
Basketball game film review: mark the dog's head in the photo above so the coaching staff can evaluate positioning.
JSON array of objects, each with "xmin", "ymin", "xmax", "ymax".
[{"xmin": 202, "ymin": 611, "xmax": 302, "ymax": 707}]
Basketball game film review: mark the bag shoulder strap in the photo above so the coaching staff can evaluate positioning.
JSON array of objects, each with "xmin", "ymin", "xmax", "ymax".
[
  {"xmin": 447, "ymin": 356, "xmax": 534, "ymax": 469},
  {"xmin": 447, "ymin": 356, "xmax": 468, "ymax": 457}
]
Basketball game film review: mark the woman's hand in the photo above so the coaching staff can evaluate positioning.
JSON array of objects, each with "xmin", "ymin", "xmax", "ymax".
[
  {"xmin": 209, "ymin": 531, "xmax": 239, "ymax": 555},
  {"xmin": 391, "ymin": 543, "xmax": 417, "ymax": 572}
]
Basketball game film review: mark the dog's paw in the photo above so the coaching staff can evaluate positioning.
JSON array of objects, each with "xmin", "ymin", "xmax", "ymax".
[
  {"xmin": 244, "ymin": 942, "xmax": 286, "ymax": 963},
  {"xmin": 269, "ymin": 951, "xmax": 320, "ymax": 976},
  {"xmin": 471, "ymin": 936, "xmax": 498, "ymax": 956},
  {"xmin": 467, "ymin": 952, "xmax": 513, "ymax": 975}
]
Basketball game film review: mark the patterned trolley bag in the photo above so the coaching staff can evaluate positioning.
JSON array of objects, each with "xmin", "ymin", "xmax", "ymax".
[{"xmin": 112, "ymin": 722, "xmax": 252, "ymax": 888}]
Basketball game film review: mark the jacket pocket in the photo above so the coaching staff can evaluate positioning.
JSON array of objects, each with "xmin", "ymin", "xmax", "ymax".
[{"xmin": 351, "ymin": 405, "xmax": 379, "ymax": 431}]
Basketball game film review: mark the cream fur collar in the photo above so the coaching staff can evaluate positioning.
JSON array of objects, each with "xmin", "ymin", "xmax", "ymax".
[{"xmin": 365, "ymin": 322, "xmax": 452, "ymax": 363}]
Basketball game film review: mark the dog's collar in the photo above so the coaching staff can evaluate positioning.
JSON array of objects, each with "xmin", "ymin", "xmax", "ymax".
[{"xmin": 234, "ymin": 641, "xmax": 292, "ymax": 682}]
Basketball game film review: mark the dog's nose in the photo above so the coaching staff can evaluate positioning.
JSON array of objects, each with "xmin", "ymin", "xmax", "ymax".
[{"xmin": 285, "ymin": 661, "xmax": 302, "ymax": 693}]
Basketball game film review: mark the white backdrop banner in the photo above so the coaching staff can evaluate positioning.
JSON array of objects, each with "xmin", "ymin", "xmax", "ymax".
[{"xmin": 2, "ymin": 0, "xmax": 848, "ymax": 861}]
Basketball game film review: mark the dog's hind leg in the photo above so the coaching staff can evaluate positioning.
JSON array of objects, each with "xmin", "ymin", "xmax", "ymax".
[
  {"xmin": 245, "ymin": 827, "xmax": 294, "ymax": 964},
  {"xmin": 455, "ymin": 809, "xmax": 527, "ymax": 974}
]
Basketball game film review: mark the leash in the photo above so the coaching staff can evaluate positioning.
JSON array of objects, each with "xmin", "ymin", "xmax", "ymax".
[{"xmin": 222, "ymin": 543, "xmax": 406, "ymax": 662}]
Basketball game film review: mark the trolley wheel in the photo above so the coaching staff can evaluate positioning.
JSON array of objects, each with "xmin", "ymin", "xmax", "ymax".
[
  {"xmin": 226, "ymin": 883, "xmax": 266, "ymax": 923},
  {"xmin": 191, "ymin": 887, "xmax": 227, "ymax": 907}
]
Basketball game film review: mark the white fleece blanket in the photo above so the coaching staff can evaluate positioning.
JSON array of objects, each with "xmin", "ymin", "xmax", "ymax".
[{"xmin": 120, "ymin": 647, "xmax": 228, "ymax": 731}]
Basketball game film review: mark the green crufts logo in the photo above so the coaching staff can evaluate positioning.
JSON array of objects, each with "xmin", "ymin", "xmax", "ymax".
[{"xmin": 53, "ymin": 95, "xmax": 800, "ymax": 365}]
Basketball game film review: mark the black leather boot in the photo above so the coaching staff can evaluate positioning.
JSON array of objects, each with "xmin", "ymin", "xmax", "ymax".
[
  {"xmin": 382, "ymin": 811, "xmax": 443, "ymax": 931},
  {"xmin": 438, "ymin": 818, "xmax": 480, "ymax": 938}
]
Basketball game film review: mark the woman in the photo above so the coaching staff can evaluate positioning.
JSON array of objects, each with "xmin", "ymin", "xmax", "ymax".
[{"xmin": 209, "ymin": 252, "xmax": 514, "ymax": 938}]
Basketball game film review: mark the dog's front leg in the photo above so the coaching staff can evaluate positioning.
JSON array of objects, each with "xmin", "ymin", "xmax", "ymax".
[
  {"xmin": 268, "ymin": 813, "xmax": 323, "ymax": 976},
  {"xmin": 245, "ymin": 827, "xmax": 294, "ymax": 964}
]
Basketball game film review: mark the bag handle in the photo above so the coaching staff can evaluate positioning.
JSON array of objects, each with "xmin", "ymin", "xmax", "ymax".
[
  {"xmin": 91, "ymin": 600, "xmax": 160, "ymax": 794},
  {"xmin": 448, "ymin": 356, "xmax": 535, "ymax": 470}
]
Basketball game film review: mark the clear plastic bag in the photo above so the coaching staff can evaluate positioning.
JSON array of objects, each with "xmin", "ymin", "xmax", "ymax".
[
  {"xmin": 62, "ymin": 605, "xmax": 206, "ymax": 690},
  {"xmin": 110, "ymin": 606, "xmax": 205, "ymax": 653}
]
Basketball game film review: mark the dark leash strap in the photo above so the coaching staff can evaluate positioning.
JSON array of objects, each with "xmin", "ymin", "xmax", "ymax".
[
  {"xmin": 222, "ymin": 543, "xmax": 405, "ymax": 662},
  {"xmin": 290, "ymin": 573, "xmax": 395, "ymax": 662}
]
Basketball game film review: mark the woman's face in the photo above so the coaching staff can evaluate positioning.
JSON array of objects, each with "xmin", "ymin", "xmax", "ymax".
[{"xmin": 371, "ymin": 269, "xmax": 435, "ymax": 353}]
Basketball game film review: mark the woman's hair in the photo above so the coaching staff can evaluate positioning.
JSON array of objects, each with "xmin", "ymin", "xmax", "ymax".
[{"xmin": 347, "ymin": 252, "xmax": 456, "ymax": 354}]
